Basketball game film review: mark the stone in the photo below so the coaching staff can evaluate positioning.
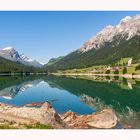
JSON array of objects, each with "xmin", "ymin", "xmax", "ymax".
[
  {"xmin": 86, "ymin": 109, "xmax": 117, "ymax": 128},
  {"xmin": 0, "ymin": 102, "xmax": 117, "ymax": 129},
  {"xmin": 61, "ymin": 109, "xmax": 117, "ymax": 129},
  {"xmin": 61, "ymin": 111, "xmax": 78, "ymax": 122},
  {"xmin": 0, "ymin": 102, "xmax": 67, "ymax": 129}
]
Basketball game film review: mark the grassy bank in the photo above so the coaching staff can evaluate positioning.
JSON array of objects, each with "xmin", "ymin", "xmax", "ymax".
[
  {"xmin": 51, "ymin": 63, "xmax": 140, "ymax": 78},
  {"xmin": 0, "ymin": 123, "xmax": 53, "ymax": 129}
]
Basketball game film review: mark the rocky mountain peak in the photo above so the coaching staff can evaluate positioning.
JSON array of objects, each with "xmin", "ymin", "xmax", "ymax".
[
  {"xmin": 79, "ymin": 14, "xmax": 140, "ymax": 53},
  {"xmin": 0, "ymin": 47, "xmax": 43, "ymax": 67},
  {"xmin": 119, "ymin": 16, "xmax": 132, "ymax": 24},
  {"xmin": 2, "ymin": 46, "xmax": 15, "ymax": 51},
  {"xmin": 20, "ymin": 54, "xmax": 33, "ymax": 62}
]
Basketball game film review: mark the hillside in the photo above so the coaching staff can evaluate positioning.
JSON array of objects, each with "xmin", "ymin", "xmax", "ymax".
[
  {"xmin": 46, "ymin": 56, "xmax": 64, "ymax": 66},
  {"xmin": 0, "ymin": 47, "xmax": 43, "ymax": 68},
  {"xmin": 45, "ymin": 15, "xmax": 140, "ymax": 72},
  {"xmin": 0, "ymin": 56, "xmax": 41, "ymax": 73}
]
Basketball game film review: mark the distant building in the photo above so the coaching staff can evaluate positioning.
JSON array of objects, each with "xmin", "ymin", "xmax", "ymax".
[
  {"xmin": 107, "ymin": 65, "xmax": 111, "ymax": 70},
  {"xmin": 112, "ymin": 66, "xmax": 119, "ymax": 71},
  {"xmin": 128, "ymin": 58, "xmax": 132, "ymax": 66},
  {"xmin": 92, "ymin": 68, "xmax": 97, "ymax": 72}
]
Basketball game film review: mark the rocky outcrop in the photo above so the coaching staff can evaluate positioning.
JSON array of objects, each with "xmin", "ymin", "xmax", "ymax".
[
  {"xmin": 0, "ymin": 102, "xmax": 117, "ymax": 129},
  {"xmin": 0, "ymin": 102, "xmax": 66, "ymax": 129},
  {"xmin": 61, "ymin": 109, "xmax": 117, "ymax": 129}
]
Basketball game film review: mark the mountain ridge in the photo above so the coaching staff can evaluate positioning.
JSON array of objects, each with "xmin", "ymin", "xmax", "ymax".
[
  {"xmin": 0, "ymin": 47, "xmax": 43, "ymax": 68},
  {"xmin": 0, "ymin": 55, "xmax": 42, "ymax": 73},
  {"xmin": 45, "ymin": 14, "xmax": 140, "ymax": 71},
  {"xmin": 79, "ymin": 14, "xmax": 140, "ymax": 53}
]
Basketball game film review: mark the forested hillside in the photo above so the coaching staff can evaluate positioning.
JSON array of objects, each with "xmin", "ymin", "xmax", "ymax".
[{"xmin": 0, "ymin": 56, "xmax": 42, "ymax": 73}]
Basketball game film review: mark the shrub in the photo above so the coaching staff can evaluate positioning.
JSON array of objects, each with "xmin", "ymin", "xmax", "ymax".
[
  {"xmin": 135, "ymin": 65, "xmax": 140, "ymax": 71},
  {"xmin": 123, "ymin": 67, "xmax": 127, "ymax": 74},
  {"xmin": 105, "ymin": 76, "xmax": 110, "ymax": 80},
  {"xmin": 105, "ymin": 70, "xmax": 110, "ymax": 74},
  {"xmin": 114, "ymin": 69, "xmax": 119, "ymax": 74},
  {"xmin": 114, "ymin": 76, "xmax": 119, "ymax": 80}
]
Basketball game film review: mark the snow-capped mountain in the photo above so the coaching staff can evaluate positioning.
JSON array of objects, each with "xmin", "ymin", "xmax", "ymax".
[
  {"xmin": 79, "ymin": 15, "xmax": 140, "ymax": 53},
  {"xmin": 0, "ymin": 47, "xmax": 20, "ymax": 61},
  {"xmin": 0, "ymin": 47, "xmax": 43, "ymax": 67},
  {"xmin": 46, "ymin": 14, "xmax": 140, "ymax": 71},
  {"xmin": 20, "ymin": 54, "xmax": 33, "ymax": 62},
  {"xmin": 19, "ymin": 54, "xmax": 43, "ymax": 67}
]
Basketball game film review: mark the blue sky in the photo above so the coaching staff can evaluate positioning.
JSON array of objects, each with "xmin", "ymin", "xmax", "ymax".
[{"xmin": 0, "ymin": 11, "xmax": 140, "ymax": 64}]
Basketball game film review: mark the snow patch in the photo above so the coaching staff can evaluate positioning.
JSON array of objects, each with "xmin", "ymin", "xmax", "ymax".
[
  {"xmin": 79, "ymin": 14, "xmax": 140, "ymax": 53},
  {"xmin": 2, "ymin": 46, "xmax": 14, "ymax": 51},
  {"xmin": 120, "ymin": 16, "xmax": 132, "ymax": 23}
]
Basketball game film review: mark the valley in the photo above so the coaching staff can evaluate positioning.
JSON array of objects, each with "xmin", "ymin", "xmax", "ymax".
[
  {"xmin": 51, "ymin": 62, "xmax": 140, "ymax": 79},
  {"xmin": 0, "ymin": 12, "xmax": 140, "ymax": 129},
  {"xmin": 46, "ymin": 15, "xmax": 140, "ymax": 73}
]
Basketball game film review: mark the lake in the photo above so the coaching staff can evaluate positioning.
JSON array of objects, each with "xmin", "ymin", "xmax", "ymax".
[{"xmin": 0, "ymin": 75, "xmax": 140, "ymax": 128}]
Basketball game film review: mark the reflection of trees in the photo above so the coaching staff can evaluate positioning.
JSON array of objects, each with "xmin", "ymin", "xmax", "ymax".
[
  {"xmin": 1, "ymin": 75, "xmax": 140, "ymax": 128},
  {"xmin": 80, "ymin": 94, "xmax": 140, "ymax": 128},
  {"xmin": 0, "ymin": 76, "xmax": 43, "ymax": 99},
  {"xmin": 114, "ymin": 76, "xmax": 119, "ymax": 80},
  {"xmin": 44, "ymin": 76, "xmax": 140, "ymax": 113},
  {"xmin": 122, "ymin": 77, "xmax": 127, "ymax": 85},
  {"xmin": 0, "ymin": 76, "xmax": 43, "ymax": 91},
  {"xmin": 105, "ymin": 76, "xmax": 111, "ymax": 80},
  {"xmin": 45, "ymin": 75, "xmax": 140, "ymax": 128}
]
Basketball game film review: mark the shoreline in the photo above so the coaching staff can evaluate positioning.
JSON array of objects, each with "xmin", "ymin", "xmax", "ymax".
[
  {"xmin": 51, "ymin": 73, "xmax": 140, "ymax": 79},
  {"xmin": 0, "ymin": 102, "xmax": 118, "ymax": 129},
  {"xmin": 0, "ymin": 73, "xmax": 48, "ymax": 76},
  {"xmin": 1, "ymin": 72, "xmax": 140, "ymax": 79}
]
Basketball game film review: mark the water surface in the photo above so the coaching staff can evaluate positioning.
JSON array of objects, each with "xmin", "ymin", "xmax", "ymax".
[{"xmin": 0, "ymin": 75, "xmax": 140, "ymax": 128}]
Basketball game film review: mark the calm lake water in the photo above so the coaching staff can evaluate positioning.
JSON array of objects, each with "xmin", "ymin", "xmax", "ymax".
[{"xmin": 0, "ymin": 75, "xmax": 140, "ymax": 128}]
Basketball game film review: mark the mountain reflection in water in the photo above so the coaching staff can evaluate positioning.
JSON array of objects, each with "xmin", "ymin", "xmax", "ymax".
[{"xmin": 0, "ymin": 75, "xmax": 140, "ymax": 128}]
